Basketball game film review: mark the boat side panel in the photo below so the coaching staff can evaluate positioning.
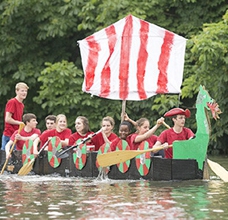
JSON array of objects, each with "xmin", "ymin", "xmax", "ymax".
[
  {"xmin": 172, "ymin": 159, "xmax": 199, "ymax": 180},
  {"xmin": 151, "ymin": 157, "xmax": 172, "ymax": 181},
  {"xmin": 70, "ymin": 151, "xmax": 94, "ymax": 178},
  {"xmin": 0, "ymin": 150, "xmax": 202, "ymax": 180},
  {"xmin": 34, "ymin": 151, "xmax": 70, "ymax": 176}
]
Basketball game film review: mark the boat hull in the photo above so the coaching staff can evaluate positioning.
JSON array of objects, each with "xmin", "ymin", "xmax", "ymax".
[{"xmin": 0, "ymin": 150, "xmax": 203, "ymax": 180}]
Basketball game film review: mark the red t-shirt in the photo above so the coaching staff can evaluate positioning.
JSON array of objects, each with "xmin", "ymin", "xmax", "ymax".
[
  {"xmin": 129, "ymin": 133, "xmax": 157, "ymax": 150},
  {"xmin": 69, "ymin": 131, "xmax": 94, "ymax": 146},
  {"xmin": 3, "ymin": 98, "xmax": 24, "ymax": 137},
  {"xmin": 157, "ymin": 127, "xmax": 194, "ymax": 158},
  {"xmin": 110, "ymin": 137, "xmax": 131, "ymax": 151},
  {"xmin": 110, "ymin": 137, "xmax": 121, "ymax": 151},
  {"xmin": 39, "ymin": 128, "xmax": 72, "ymax": 147},
  {"xmin": 91, "ymin": 132, "xmax": 118, "ymax": 151},
  {"xmin": 10, "ymin": 128, "xmax": 41, "ymax": 150}
]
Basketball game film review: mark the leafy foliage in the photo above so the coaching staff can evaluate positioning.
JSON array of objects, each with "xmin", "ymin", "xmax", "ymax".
[
  {"xmin": 0, "ymin": 0, "xmax": 227, "ymax": 153},
  {"xmin": 182, "ymin": 10, "xmax": 228, "ymax": 153}
]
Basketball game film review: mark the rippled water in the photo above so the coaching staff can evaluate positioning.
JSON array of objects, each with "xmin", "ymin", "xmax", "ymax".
[{"xmin": 0, "ymin": 156, "xmax": 228, "ymax": 219}]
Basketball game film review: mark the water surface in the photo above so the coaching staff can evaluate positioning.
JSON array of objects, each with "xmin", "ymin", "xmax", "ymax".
[{"xmin": 0, "ymin": 156, "xmax": 228, "ymax": 219}]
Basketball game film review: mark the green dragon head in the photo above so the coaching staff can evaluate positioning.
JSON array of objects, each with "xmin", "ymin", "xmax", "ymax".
[{"xmin": 197, "ymin": 85, "xmax": 222, "ymax": 120}]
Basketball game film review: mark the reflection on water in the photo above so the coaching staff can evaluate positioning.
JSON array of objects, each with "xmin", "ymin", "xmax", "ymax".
[{"xmin": 0, "ymin": 156, "xmax": 228, "ymax": 219}]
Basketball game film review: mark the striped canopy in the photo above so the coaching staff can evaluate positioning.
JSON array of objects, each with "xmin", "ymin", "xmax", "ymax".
[{"xmin": 78, "ymin": 15, "xmax": 187, "ymax": 101}]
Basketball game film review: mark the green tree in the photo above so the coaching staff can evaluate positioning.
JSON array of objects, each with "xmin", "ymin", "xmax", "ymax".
[
  {"xmin": 182, "ymin": 10, "xmax": 228, "ymax": 153},
  {"xmin": 0, "ymin": 0, "xmax": 227, "ymax": 153}
]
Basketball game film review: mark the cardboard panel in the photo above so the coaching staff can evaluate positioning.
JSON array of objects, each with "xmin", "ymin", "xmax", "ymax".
[
  {"xmin": 152, "ymin": 157, "xmax": 172, "ymax": 181},
  {"xmin": 172, "ymin": 159, "xmax": 198, "ymax": 180}
]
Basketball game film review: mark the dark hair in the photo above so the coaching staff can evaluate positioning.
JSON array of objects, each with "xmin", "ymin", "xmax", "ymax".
[
  {"xmin": 23, "ymin": 113, "xmax": 36, "ymax": 124},
  {"xmin": 45, "ymin": 115, "xmax": 56, "ymax": 122},
  {"xmin": 120, "ymin": 120, "xmax": 132, "ymax": 131},
  {"xmin": 76, "ymin": 116, "xmax": 90, "ymax": 134}
]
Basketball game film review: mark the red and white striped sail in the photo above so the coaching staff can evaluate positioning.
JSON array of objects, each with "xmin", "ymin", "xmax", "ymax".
[{"xmin": 78, "ymin": 15, "xmax": 187, "ymax": 101}]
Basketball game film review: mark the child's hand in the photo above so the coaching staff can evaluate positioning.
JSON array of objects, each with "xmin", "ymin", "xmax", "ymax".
[
  {"xmin": 157, "ymin": 117, "xmax": 164, "ymax": 125},
  {"xmin": 162, "ymin": 142, "xmax": 169, "ymax": 149},
  {"xmin": 123, "ymin": 113, "xmax": 129, "ymax": 121}
]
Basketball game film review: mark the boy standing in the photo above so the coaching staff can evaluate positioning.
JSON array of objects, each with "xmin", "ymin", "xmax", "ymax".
[{"xmin": 1, "ymin": 82, "xmax": 29, "ymax": 150}]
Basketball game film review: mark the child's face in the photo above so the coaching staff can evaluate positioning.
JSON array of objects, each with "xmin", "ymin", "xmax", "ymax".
[
  {"xmin": 102, "ymin": 120, "xmax": 113, "ymax": 135},
  {"xmin": 75, "ymin": 118, "xmax": 84, "ymax": 133},
  {"xmin": 16, "ymin": 87, "xmax": 28, "ymax": 100},
  {"xmin": 57, "ymin": 116, "xmax": 67, "ymax": 130},
  {"xmin": 119, "ymin": 125, "xmax": 130, "ymax": 140},
  {"xmin": 28, "ymin": 118, "xmax": 38, "ymax": 129},
  {"xmin": 46, "ymin": 119, "xmax": 56, "ymax": 130},
  {"xmin": 138, "ymin": 121, "xmax": 150, "ymax": 135},
  {"xmin": 173, "ymin": 115, "xmax": 186, "ymax": 127}
]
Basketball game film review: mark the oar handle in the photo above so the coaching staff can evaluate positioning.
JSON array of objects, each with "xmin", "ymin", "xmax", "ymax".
[
  {"xmin": 57, "ymin": 129, "xmax": 102, "ymax": 157},
  {"xmin": 162, "ymin": 121, "xmax": 171, "ymax": 129},
  {"xmin": 143, "ymin": 144, "xmax": 172, "ymax": 154},
  {"xmin": 37, "ymin": 139, "xmax": 51, "ymax": 155}
]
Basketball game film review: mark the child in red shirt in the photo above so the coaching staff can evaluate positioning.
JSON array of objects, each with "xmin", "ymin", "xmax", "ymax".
[
  {"xmin": 69, "ymin": 116, "xmax": 94, "ymax": 147},
  {"xmin": 2, "ymin": 82, "xmax": 29, "ymax": 150},
  {"xmin": 5, "ymin": 113, "xmax": 41, "ymax": 158},
  {"xmin": 33, "ymin": 114, "xmax": 72, "ymax": 154},
  {"xmin": 91, "ymin": 116, "xmax": 118, "ymax": 151},
  {"xmin": 153, "ymin": 108, "xmax": 194, "ymax": 158}
]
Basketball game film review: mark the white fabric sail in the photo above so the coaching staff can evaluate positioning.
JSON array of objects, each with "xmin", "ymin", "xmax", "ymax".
[{"xmin": 78, "ymin": 15, "xmax": 187, "ymax": 101}]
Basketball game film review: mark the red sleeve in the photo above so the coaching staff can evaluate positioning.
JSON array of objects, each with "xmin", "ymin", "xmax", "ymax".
[
  {"xmin": 10, "ymin": 130, "xmax": 18, "ymax": 141},
  {"xmin": 186, "ymin": 128, "xmax": 195, "ymax": 139},
  {"xmin": 129, "ymin": 133, "xmax": 139, "ymax": 150},
  {"xmin": 147, "ymin": 135, "xmax": 158, "ymax": 148},
  {"xmin": 5, "ymin": 98, "xmax": 17, "ymax": 114},
  {"xmin": 91, "ymin": 132, "xmax": 103, "ymax": 151},
  {"xmin": 4, "ymin": 98, "xmax": 24, "ymax": 136},
  {"xmin": 110, "ymin": 137, "xmax": 120, "ymax": 151},
  {"xmin": 34, "ymin": 129, "xmax": 41, "ymax": 135},
  {"xmin": 108, "ymin": 133, "xmax": 118, "ymax": 141},
  {"xmin": 126, "ymin": 134, "xmax": 133, "ymax": 149},
  {"xmin": 157, "ymin": 130, "xmax": 169, "ymax": 144},
  {"xmin": 40, "ymin": 130, "xmax": 54, "ymax": 144},
  {"xmin": 69, "ymin": 133, "xmax": 77, "ymax": 146}
]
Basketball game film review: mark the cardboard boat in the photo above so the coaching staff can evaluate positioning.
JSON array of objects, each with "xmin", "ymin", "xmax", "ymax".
[{"xmin": 0, "ymin": 149, "xmax": 202, "ymax": 181}]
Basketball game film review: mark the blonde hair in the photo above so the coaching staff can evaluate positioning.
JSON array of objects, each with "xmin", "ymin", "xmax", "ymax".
[
  {"xmin": 101, "ymin": 116, "xmax": 115, "ymax": 127},
  {"xmin": 56, "ymin": 114, "xmax": 67, "ymax": 127},
  {"xmin": 15, "ymin": 82, "xmax": 29, "ymax": 90}
]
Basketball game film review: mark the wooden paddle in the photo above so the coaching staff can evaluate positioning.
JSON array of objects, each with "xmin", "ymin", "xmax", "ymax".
[
  {"xmin": 203, "ymin": 158, "xmax": 210, "ymax": 180},
  {"xmin": 18, "ymin": 139, "xmax": 50, "ymax": 176},
  {"xmin": 207, "ymin": 159, "xmax": 228, "ymax": 182},
  {"xmin": 55, "ymin": 129, "xmax": 102, "ymax": 159},
  {"xmin": 0, "ymin": 123, "xmax": 25, "ymax": 175},
  {"xmin": 162, "ymin": 121, "xmax": 171, "ymax": 130},
  {"xmin": 97, "ymin": 144, "xmax": 172, "ymax": 167}
]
